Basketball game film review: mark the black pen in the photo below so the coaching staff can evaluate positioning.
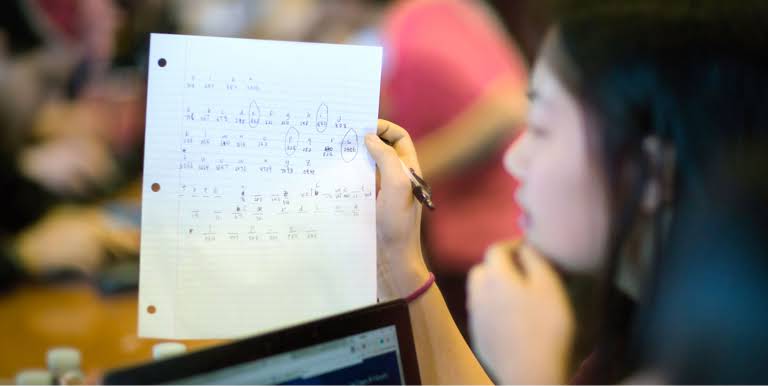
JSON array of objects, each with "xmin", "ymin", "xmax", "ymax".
[
  {"xmin": 378, "ymin": 134, "xmax": 435, "ymax": 210},
  {"xmin": 399, "ymin": 159, "xmax": 435, "ymax": 210}
]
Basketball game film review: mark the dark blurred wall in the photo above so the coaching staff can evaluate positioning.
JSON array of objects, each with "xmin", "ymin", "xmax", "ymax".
[{"xmin": 487, "ymin": 0, "xmax": 556, "ymax": 64}]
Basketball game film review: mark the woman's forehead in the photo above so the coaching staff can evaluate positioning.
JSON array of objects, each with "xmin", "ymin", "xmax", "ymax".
[
  {"xmin": 529, "ymin": 28, "xmax": 564, "ymax": 94},
  {"xmin": 528, "ymin": 59, "xmax": 576, "ymax": 120}
]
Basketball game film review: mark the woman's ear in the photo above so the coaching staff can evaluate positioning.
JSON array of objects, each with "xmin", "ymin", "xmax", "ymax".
[
  {"xmin": 641, "ymin": 136, "xmax": 663, "ymax": 214},
  {"xmin": 640, "ymin": 135, "xmax": 676, "ymax": 214},
  {"xmin": 641, "ymin": 178, "xmax": 662, "ymax": 214}
]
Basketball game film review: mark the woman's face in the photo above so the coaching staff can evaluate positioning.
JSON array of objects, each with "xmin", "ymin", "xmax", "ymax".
[{"xmin": 505, "ymin": 40, "xmax": 611, "ymax": 274}]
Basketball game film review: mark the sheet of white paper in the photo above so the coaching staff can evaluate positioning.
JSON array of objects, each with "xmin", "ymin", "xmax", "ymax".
[{"xmin": 139, "ymin": 33, "xmax": 381, "ymax": 339}]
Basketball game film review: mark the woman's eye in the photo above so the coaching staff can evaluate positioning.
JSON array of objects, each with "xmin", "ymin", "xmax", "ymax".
[{"xmin": 529, "ymin": 125, "xmax": 550, "ymax": 139}]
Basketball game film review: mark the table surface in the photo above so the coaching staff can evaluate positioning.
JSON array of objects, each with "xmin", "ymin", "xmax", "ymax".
[{"xmin": 0, "ymin": 281, "xmax": 224, "ymax": 381}]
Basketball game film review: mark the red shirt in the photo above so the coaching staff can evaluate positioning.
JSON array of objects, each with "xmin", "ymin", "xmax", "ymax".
[{"xmin": 381, "ymin": 0, "xmax": 527, "ymax": 272}]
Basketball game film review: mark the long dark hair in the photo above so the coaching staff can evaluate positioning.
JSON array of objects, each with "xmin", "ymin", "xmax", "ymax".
[{"xmin": 547, "ymin": 1, "xmax": 768, "ymax": 382}]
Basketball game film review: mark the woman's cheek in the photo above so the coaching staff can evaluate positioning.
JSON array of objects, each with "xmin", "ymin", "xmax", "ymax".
[
  {"xmin": 524, "ymin": 161, "xmax": 571, "ymax": 255},
  {"xmin": 526, "ymin": 158, "xmax": 604, "ymax": 273}
]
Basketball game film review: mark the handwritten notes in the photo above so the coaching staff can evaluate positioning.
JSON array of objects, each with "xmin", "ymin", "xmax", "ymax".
[{"xmin": 139, "ymin": 34, "xmax": 381, "ymax": 339}]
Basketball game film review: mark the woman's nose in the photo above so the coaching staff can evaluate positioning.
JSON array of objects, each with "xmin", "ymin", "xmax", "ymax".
[{"xmin": 503, "ymin": 131, "xmax": 529, "ymax": 181}]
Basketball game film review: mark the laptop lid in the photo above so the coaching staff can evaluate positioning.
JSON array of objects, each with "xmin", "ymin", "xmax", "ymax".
[{"xmin": 104, "ymin": 299, "xmax": 420, "ymax": 384}]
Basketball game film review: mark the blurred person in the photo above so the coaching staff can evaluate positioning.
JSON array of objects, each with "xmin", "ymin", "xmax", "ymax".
[
  {"xmin": 1, "ymin": 204, "xmax": 140, "ymax": 286},
  {"xmin": 173, "ymin": 0, "xmax": 273, "ymax": 38},
  {"xmin": 0, "ymin": 0, "xmax": 125, "ymax": 196},
  {"xmin": 297, "ymin": 0, "xmax": 384, "ymax": 44},
  {"xmin": 280, "ymin": 2, "xmax": 529, "ymax": 341},
  {"xmin": 364, "ymin": 1, "xmax": 768, "ymax": 383},
  {"xmin": 380, "ymin": 0, "xmax": 529, "ymax": 266},
  {"xmin": 172, "ymin": 0, "xmax": 329, "ymax": 42},
  {"xmin": 376, "ymin": 0, "xmax": 529, "ymax": 339},
  {"xmin": 0, "ymin": 0, "xmax": 143, "ymax": 290}
]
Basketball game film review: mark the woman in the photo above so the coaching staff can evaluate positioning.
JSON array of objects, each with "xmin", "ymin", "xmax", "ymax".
[{"xmin": 365, "ymin": 2, "xmax": 768, "ymax": 384}]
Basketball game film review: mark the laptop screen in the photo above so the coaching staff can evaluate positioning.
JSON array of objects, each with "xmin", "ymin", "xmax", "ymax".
[
  {"xmin": 176, "ymin": 325, "xmax": 405, "ymax": 385},
  {"xmin": 104, "ymin": 300, "xmax": 420, "ymax": 385}
]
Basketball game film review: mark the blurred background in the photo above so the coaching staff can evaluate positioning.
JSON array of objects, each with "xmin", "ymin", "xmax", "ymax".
[{"xmin": 0, "ymin": 0, "xmax": 554, "ymax": 382}]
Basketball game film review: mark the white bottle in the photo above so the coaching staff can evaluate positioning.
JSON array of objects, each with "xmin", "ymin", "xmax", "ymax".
[
  {"xmin": 15, "ymin": 369, "xmax": 53, "ymax": 385},
  {"xmin": 46, "ymin": 347, "xmax": 83, "ymax": 384},
  {"xmin": 152, "ymin": 342, "xmax": 187, "ymax": 360}
]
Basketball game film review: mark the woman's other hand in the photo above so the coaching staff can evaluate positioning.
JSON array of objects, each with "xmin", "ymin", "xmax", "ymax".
[{"xmin": 468, "ymin": 241, "xmax": 574, "ymax": 384}]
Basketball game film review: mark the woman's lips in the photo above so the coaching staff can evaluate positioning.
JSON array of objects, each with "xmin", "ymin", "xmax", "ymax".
[
  {"xmin": 515, "ymin": 192, "xmax": 532, "ymax": 231},
  {"xmin": 518, "ymin": 209, "xmax": 532, "ymax": 231}
]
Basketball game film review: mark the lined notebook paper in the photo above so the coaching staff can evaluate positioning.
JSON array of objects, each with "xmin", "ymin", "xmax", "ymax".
[{"xmin": 139, "ymin": 33, "xmax": 381, "ymax": 339}]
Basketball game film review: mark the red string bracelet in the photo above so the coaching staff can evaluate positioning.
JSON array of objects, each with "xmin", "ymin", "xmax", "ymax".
[{"xmin": 404, "ymin": 272, "xmax": 435, "ymax": 303}]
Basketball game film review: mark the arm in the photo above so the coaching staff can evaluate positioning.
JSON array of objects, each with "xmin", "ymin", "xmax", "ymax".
[
  {"xmin": 415, "ymin": 74, "xmax": 527, "ymax": 181},
  {"xmin": 365, "ymin": 120, "xmax": 492, "ymax": 384},
  {"xmin": 407, "ymin": 264, "xmax": 493, "ymax": 384}
]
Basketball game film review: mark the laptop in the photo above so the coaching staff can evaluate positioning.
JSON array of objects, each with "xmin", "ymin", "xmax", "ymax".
[{"xmin": 104, "ymin": 299, "xmax": 420, "ymax": 384}]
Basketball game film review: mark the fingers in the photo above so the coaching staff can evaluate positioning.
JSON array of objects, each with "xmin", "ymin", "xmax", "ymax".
[
  {"xmin": 76, "ymin": 138, "xmax": 117, "ymax": 183},
  {"xmin": 365, "ymin": 133, "xmax": 409, "ymax": 183},
  {"xmin": 483, "ymin": 240, "xmax": 524, "ymax": 281},
  {"xmin": 365, "ymin": 119, "xmax": 425, "ymax": 207},
  {"xmin": 517, "ymin": 244, "xmax": 560, "ymax": 284},
  {"xmin": 376, "ymin": 119, "xmax": 421, "ymax": 174},
  {"xmin": 481, "ymin": 240, "xmax": 558, "ymax": 284},
  {"xmin": 466, "ymin": 264, "xmax": 486, "ymax": 312},
  {"xmin": 102, "ymin": 229, "xmax": 141, "ymax": 259},
  {"xmin": 365, "ymin": 134, "xmax": 413, "ymax": 205}
]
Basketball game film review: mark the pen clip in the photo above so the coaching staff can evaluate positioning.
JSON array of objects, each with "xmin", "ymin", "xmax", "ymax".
[
  {"xmin": 386, "ymin": 137, "xmax": 436, "ymax": 210},
  {"xmin": 407, "ymin": 168, "xmax": 435, "ymax": 210},
  {"xmin": 409, "ymin": 168, "xmax": 431, "ymax": 195}
]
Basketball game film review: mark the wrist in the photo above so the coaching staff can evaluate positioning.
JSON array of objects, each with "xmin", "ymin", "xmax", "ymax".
[
  {"xmin": 405, "ymin": 272, "xmax": 435, "ymax": 303},
  {"xmin": 377, "ymin": 235, "xmax": 432, "ymax": 300},
  {"xmin": 11, "ymin": 235, "xmax": 36, "ymax": 275},
  {"xmin": 18, "ymin": 147, "xmax": 38, "ymax": 182},
  {"xmin": 2, "ymin": 241, "xmax": 24, "ymax": 272},
  {"xmin": 396, "ymin": 258, "xmax": 431, "ymax": 299}
]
